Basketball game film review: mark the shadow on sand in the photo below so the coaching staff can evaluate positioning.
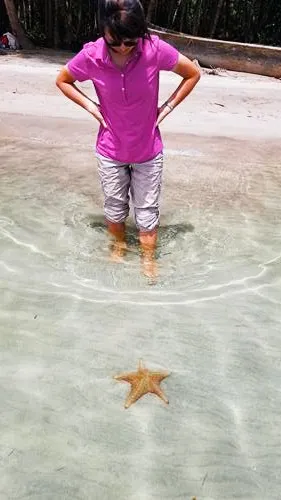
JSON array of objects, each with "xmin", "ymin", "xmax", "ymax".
[{"xmin": 0, "ymin": 48, "xmax": 75, "ymax": 65}]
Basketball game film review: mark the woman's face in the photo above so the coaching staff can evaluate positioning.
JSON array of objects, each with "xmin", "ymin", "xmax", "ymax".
[{"xmin": 104, "ymin": 28, "xmax": 138, "ymax": 55}]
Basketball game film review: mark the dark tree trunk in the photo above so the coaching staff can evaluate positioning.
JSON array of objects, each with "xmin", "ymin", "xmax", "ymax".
[
  {"xmin": 193, "ymin": 0, "xmax": 203, "ymax": 36},
  {"xmin": 3, "ymin": 0, "xmax": 34, "ymax": 48},
  {"xmin": 179, "ymin": 0, "xmax": 186, "ymax": 32},
  {"xmin": 146, "ymin": 0, "xmax": 157, "ymax": 23},
  {"xmin": 210, "ymin": 0, "xmax": 225, "ymax": 38},
  {"xmin": 53, "ymin": 0, "xmax": 60, "ymax": 48},
  {"xmin": 45, "ymin": 0, "xmax": 53, "ymax": 47},
  {"xmin": 172, "ymin": 0, "xmax": 183, "ymax": 29}
]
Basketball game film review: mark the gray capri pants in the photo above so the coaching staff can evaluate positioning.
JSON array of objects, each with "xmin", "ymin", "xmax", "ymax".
[{"xmin": 96, "ymin": 152, "xmax": 163, "ymax": 233}]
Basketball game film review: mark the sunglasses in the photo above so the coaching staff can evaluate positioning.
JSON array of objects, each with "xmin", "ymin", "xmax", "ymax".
[{"xmin": 104, "ymin": 37, "xmax": 138, "ymax": 48}]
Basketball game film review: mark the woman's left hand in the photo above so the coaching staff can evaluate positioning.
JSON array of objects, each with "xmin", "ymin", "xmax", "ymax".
[{"xmin": 156, "ymin": 103, "xmax": 173, "ymax": 127}]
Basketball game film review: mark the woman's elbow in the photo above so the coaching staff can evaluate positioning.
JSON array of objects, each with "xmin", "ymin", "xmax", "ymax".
[
  {"xmin": 56, "ymin": 73, "xmax": 64, "ymax": 88},
  {"xmin": 56, "ymin": 75, "xmax": 61, "ymax": 88},
  {"xmin": 56, "ymin": 67, "xmax": 72, "ymax": 88},
  {"xmin": 194, "ymin": 69, "xmax": 201, "ymax": 83}
]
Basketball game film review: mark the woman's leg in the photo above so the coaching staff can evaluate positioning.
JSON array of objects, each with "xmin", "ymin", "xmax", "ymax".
[
  {"xmin": 106, "ymin": 220, "xmax": 126, "ymax": 242},
  {"xmin": 130, "ymin": 152, "xmax": 164, "ymax": 278},
  {"xmin": 139, "ymin": 229, "xmax": 158, "ymax": 278},
  {"xmin": 96, "ymin": 154, "xmax": 130, "ymax": 261}
]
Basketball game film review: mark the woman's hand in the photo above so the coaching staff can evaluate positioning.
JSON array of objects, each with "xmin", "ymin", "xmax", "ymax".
[
  {"xmin": 86, "ymin": 101, "xmax": 107, "ymax": 128},
  {"xmin": 156, "ymin": 102, "xmax": 173, "ymax": 127}
]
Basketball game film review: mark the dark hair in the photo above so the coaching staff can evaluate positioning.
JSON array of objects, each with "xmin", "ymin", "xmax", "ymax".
[{"xmin": 98, "ymin": 0, "xmax": 150, "ymax": 41}]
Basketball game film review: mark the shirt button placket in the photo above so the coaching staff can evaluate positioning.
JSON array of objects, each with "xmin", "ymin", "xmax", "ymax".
[{"xmin": 121, "ymin": 72, "xmax": 126, "ymax": 100}]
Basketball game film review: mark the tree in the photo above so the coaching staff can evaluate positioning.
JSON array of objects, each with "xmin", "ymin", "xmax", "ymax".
[
  {"xmin": 146, "ymin": 0, "xmax": 158, "ymax": 23},
  {"xmin": 1, "ymin": 0, "xmax": 280, "ymax": 50},
  {"xmin": 3, "ymin": 0, "xmax": 34, "ymax": 48},
  {"xmin": 210, "ymin": 0, "xmax": 225, "ymax": 38}
]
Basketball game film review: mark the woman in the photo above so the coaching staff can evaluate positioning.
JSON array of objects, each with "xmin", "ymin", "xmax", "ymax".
[{"xmin": 56, "ymin": 0, "xmax": 200, "ymax": 278}]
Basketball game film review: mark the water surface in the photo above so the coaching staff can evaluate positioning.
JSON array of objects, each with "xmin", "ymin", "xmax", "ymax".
[{"xmin": 1, "ymin": 114, "xmax": 281, "ymax": 500}]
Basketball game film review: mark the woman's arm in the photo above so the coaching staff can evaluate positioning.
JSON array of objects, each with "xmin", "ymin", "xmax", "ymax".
[
  {"xmin": 56, "ymin": 67, "xmax": 107, "ymax": 128},
  {"xmin": 156, "ymin": 54, "xmax": 200, "ymax": 126}
]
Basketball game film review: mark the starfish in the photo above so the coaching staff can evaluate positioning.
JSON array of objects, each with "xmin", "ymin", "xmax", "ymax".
[{"xmin": 114, "ymin": 360, "xmax": 170, "ymax": 409}]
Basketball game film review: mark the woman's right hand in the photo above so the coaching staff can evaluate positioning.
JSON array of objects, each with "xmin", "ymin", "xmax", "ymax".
[{"xmin": 86, "ymin": 101, "xmax": 107, "ymax": 128}]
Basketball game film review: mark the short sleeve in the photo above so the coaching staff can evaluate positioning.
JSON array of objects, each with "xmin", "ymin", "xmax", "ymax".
[
  {"xmin": 67, "ymin": 48, "xmax": 89, "ymax": 82},
  {"xmin": 157, "ymin": 38, "xmax": 179, "ymax": 71}
]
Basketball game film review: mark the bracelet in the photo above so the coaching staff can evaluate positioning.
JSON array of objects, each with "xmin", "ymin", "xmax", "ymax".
[{"xmin": 165, "ymin": 101, "xmax": 174, "ymax": 111}]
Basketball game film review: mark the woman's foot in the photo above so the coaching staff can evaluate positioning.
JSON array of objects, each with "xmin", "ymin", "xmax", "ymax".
[
  {"xmin": 110, "ymin": 240, "xmax": 127, "ymax": 262},
  {"xmin": 141, "ymin": 255, "xmax": 158, "ymax": 280},
  {"xmin": 106, "ymin": 220, "xmax": 127, "ymax": 262}
]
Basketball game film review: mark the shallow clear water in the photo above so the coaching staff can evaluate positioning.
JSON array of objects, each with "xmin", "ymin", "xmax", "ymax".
[{"xmin": 1, "ymin": 120, "xmax": 281, "ymax": 499}]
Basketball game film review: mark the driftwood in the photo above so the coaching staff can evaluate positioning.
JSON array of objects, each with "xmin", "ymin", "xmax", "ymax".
[{"xmin": 149, "ymin": 25, "xmax": 281, "ymax": 79}]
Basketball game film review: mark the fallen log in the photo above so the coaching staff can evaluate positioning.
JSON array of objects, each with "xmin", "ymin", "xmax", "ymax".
[{"xmin": 149, "ymin": 25, "xmax": 281, "ymax": 79}]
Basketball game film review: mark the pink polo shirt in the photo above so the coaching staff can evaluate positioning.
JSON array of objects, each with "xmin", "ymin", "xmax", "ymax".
[{"xmin": 67, "ymin": 35, "xmax": 179, "ymax": 163}]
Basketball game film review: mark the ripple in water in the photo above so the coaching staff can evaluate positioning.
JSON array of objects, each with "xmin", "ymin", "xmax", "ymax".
[{"xmin": 57, "ymin": 208, "xmax": 279, "ymax": 304}]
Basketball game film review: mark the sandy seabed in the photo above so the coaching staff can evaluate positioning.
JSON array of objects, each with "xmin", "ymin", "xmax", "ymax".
[{"xmin": 0, "ymin": 49, "xmax": 281, "ymax": 500}]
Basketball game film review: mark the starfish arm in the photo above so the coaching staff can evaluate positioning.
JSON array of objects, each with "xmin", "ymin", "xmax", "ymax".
[
  {"xmin": 124, "ymin": 380, "xmax": 150, "ymax": 409},
  {"xmin": 151, "ymin": 382, "xmax": 169, "ymax": 405},
  {"xmin": 151, "ymin": 371, "xmax": 170, "ymax": 383},
  {"xmin": 114, "ymin": 372, "xmax": 139, "ymax": 383}
]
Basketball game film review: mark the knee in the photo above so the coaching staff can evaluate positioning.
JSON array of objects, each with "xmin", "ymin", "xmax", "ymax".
[
  {"xmin": 135, "ymin": 207, "xmax": 159, "ymax": 232},
  {"xmin": 104, "ymin": 198, "xmax": 129, "ymax": 223}
]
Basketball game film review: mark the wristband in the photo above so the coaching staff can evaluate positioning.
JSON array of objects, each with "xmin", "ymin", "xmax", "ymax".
[{"xmin": 165, "ymin": 101, "xmax": 174, "ymax": 111}]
